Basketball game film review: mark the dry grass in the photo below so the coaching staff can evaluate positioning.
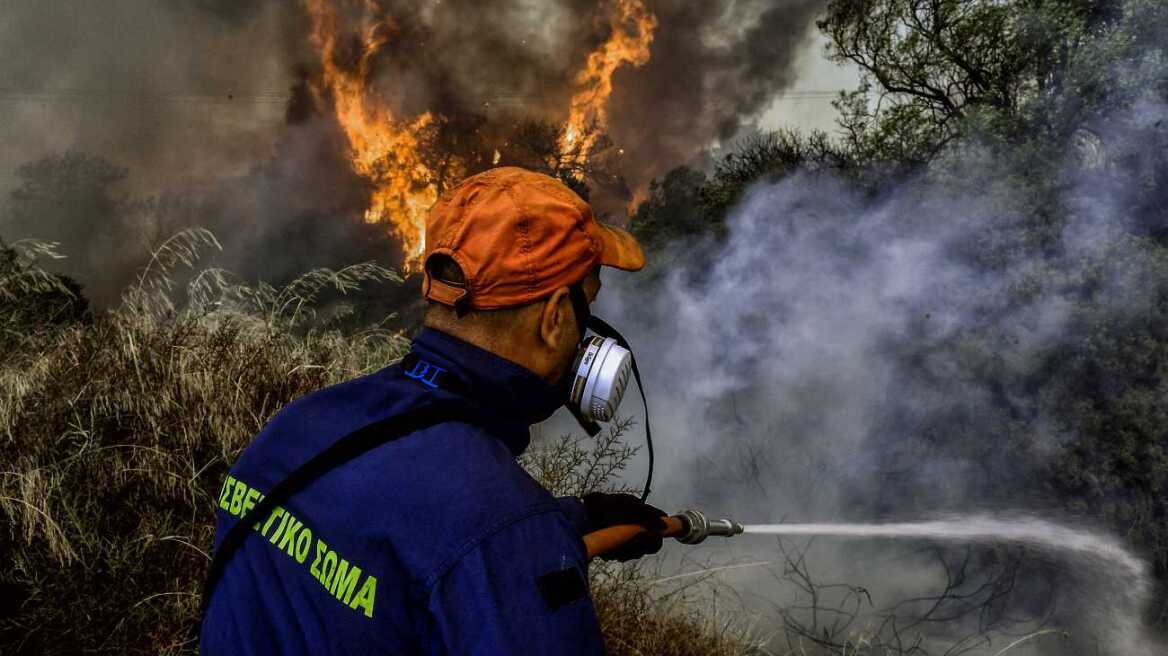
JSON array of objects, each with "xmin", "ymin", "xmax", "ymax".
[
  {"xmin": 0, "ymin": 233, "xmax": 752, "ymax": 655},
  {"xmin": 0, "ymin": 305, "xmax": 409, "ymax": 653},
  {"xmin": 592, "ymin": 563, "xmax": 758, "ymax": 656}
]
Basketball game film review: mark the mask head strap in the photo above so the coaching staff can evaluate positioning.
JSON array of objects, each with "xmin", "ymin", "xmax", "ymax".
[
  {"xmin": 585, "ymin": 315, "xmax": 655, "ymax": 503},
  {"xmin": 565, "ymin": 282, "xmax": 601, "ymax": 437},
  {"xmin": 568, "ymin": 282, "xmax": 591, "ymax": 339},
  {"xmin": 564, "ymin": 281, "xmax": 654, "ymax": 501}
]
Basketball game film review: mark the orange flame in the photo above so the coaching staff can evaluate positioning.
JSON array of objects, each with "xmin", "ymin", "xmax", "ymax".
[
  {"xmin": 300, "ymin": 0, "xmax": 656, "ymax": 268},
  {"xmin": 560, "ymin": 0, "xmax": 657, "ymax": 171},
  {"xmin": 304, "ymin": 0, "xmax": 436, "ymax": 270}
]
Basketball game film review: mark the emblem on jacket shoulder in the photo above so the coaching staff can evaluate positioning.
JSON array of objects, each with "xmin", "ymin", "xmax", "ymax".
[{"xmin": 405, "ymin": 359, "xmax": 446, "ymax": 389}]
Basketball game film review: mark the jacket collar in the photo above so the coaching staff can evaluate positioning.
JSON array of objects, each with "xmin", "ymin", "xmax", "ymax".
[{"xmin": 405, "ymin": 328, "xmax": 563, "ymax": 456}]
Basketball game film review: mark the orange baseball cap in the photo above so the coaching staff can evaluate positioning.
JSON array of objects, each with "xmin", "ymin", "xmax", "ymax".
[{"xmin": 422, "ymin": 166, "xmax": 645, "ymax": 310}]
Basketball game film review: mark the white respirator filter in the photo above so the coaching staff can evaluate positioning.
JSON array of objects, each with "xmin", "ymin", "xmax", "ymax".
[{"xmin": 568, "ymin": 335, "xmax": 633, "ymax": 423}]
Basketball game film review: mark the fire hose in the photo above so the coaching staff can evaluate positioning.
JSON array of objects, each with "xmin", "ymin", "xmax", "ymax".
[{"xmin": 583, "ymin": 509, "xmax": 743, "ymax": 559}]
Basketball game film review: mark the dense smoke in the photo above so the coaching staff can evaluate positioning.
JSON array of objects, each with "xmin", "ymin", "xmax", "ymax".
[
  {"xmin": 0, "ymin": 0, "xmax": 824, "ymax": 305},
  {"xmin": 0, "ymin": 1, "xmax": 300, "ymax": 302},
  {"xmin": 594, "ymin": 101, "xmax": 1168, "ymax": 654},
  {"xmin": 608, "ymin": 0, "xmax": 825, "ymax": 195},
  {"xmin": 277, "ymin": 0, "xmax": 826, "ymax": 193},
  {"xmin": 0, "ymin": 1, "xmax": 295, "ymax": 193}
]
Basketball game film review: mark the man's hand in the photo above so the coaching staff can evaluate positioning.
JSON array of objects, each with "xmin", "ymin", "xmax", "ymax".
[{"xmin": 581, "ymin": 492, "xmax": 668, "ymax": 562}]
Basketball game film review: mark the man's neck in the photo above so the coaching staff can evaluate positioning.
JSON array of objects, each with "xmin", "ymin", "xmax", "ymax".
[{"xmin": 421, "ymin": 318, "xmax": 553, "ymax": 383}]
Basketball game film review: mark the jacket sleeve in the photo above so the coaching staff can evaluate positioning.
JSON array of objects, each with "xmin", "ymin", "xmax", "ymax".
[
  {"xmin": 426, "ymin": 508, "xmax": 605, "ymax": 655},
  {"xmin": 556, "ymin": 495, "xmax": 589, "ymax": 535}
]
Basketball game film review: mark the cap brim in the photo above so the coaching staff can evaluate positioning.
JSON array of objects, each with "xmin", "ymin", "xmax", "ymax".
[{"xmin": 589, "ymin": 222, "xmax": 645, "ymax": 271}]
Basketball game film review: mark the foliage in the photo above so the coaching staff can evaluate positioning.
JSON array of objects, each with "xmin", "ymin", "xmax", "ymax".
[
  {"xmin": 701, "ymin": 130, "xmax": 857, "ymax": 220},
  {"xmin": 630, "ymin": 166, "xmax": 715, "ymax": 252},
  {"xmin": 591, "ymin": 564, "xmax": 754, "ymax": 656},
  {"xmin": 816, "ymin": 0, "xmax": 1168, "ymax": 167},
  {"xmin": 523, "ymin": 418, "xmax": 640, "ymax": 498},
  {"xmin": 0, "ymin": 239, "xmax": 89, "ymax": 343},
  {"xmin": 631, "ymin": 131, "xmax": 855, "ymax": 251},
  {"xmin": 820, "ymin": 0, "xmax": 1036, "ymax": 160},
  {"xmin": 0, "ymin": 235, "xmax": 411, "ymax": 654}
]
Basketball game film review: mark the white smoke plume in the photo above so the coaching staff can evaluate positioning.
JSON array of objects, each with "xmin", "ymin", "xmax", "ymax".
[{"xmin": 593, "ymin": 102, "xmax": 1168, "ymax": 654}]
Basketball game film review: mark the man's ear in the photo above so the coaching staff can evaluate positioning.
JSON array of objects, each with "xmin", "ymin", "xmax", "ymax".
[{"xmin": 538, "ymin": 286, "xmax": 573, "ymax": 350}]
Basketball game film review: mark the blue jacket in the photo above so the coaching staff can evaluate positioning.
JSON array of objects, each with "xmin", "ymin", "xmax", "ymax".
[{"xmin": 201, "ymin": 328, "xmax": 605, "ymax": 655}]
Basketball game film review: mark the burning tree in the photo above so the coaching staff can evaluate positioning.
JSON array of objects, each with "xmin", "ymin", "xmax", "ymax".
[{"xmin": 299, "ymin": 0, "xmax": 656, "ymax": 270}]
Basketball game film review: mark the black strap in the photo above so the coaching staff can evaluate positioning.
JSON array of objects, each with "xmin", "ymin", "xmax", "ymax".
[
  {"xmin": 567, "ymin": 282, "xmax": 654, "ymax": 502},
  {"xmin": 567, "ymin": 283, "xmax": 591, "ymax": 339},
  {"xmin": 587, "ymin": 316, "xmax": 654, "ymax": 503},
  {"xmin": 566, "ymin": 283, "xmax": 602, "ymax": 437},
  {"xmin": 199, "ymin": 399, "xmax": 480, "ymax": 622}
]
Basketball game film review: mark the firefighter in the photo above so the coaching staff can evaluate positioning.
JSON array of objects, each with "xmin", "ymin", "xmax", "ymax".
[{"xmin": 201, "ymin": 167, "xmax": 666, "ymax": 654}]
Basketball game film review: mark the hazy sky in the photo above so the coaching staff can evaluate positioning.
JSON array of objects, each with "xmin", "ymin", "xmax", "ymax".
[{"xmin": 758, "ymin": 33, "xmax": 860, "ymax": 134}]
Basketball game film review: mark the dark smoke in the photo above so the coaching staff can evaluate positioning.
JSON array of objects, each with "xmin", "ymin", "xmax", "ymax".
[
  {"xmin": 0, "ymin": 1, "xmax": 300, "ymax": 194},
  {"xmin": 344, "ymin": 0, "xmax": 826, "ymax": 197},
  {"xmin": 0, "ymin": 0, "xmax": 824, "ymax": 305},
  {"xmin": 610, "ymin": 0, "xmax": 826, "ymax": 195}
]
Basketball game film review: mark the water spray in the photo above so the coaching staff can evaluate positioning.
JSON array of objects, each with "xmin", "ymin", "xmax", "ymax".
[
  {"xmin": 584, "ymin": 511, "xmax": 1158, "ymax": 654},
  {"xmin": 584, "ymin": 511, "xmax": 1148, "ymax": 584}
]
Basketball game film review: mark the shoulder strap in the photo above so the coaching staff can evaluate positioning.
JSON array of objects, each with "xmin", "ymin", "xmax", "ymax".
[{"xmin": 199, "ymin": 398, "xmax": 480, "ymax": 623}]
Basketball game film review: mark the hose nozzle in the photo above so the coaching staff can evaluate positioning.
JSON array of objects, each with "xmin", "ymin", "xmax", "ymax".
[
  {"xmin": 674, "ymin": 509, "xmax": 745, "ymax": 544},
  {"xmin": 583, "ymin": 508, "xmax": 744, "ymax": 558}
]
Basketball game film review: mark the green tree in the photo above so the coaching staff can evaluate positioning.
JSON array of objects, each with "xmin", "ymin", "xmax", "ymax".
[
  {"xmin": 819, "ymin": 0, "xmax": 1168, "ymax": 164},
  {"xmin": 701, "ymin": 130, "xmax": 855, "ymax": 219},
  {"xmin": 629, "ymin": 166, "xmax": 712, "ymax": 252}
]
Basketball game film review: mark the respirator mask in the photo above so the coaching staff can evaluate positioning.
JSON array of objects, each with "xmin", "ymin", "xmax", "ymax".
[
  {"xmin": 568, "ymin": 334, "xmax": 633, "ymax": 426},
  {"xmin": 565, "ymin": 283, "xmax": 655, "ymax": 500}
]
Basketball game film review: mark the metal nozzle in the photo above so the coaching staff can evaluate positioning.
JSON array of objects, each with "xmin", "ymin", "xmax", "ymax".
[{"xmin": 674, "ymin": 509, "xmax": 745, "ymax": 545}]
